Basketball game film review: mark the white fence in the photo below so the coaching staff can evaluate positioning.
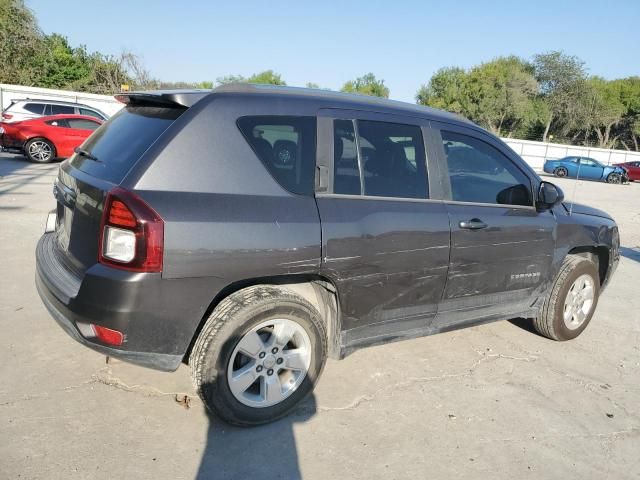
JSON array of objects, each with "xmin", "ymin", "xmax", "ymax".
[
  {"xmin": 501, "ymin": 137, "xmax": 640, "ymax": 171},
  {"xmin": 0, "ymin": 84, "xmax": 123, "ymax": 117}
]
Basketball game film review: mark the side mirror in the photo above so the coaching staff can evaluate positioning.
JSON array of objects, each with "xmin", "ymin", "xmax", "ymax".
[{"xmin": 537, "ymin": 181, "xmax": 564, "ymax": 211}]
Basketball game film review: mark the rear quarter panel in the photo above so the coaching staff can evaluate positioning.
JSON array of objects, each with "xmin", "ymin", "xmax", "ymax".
[{"xmin": 122, "ymin": 95, "xmax": 323, "ymax": 352}]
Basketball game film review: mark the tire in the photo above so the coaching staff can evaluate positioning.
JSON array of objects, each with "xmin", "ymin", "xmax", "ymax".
[
  {"xmin": 190, "ymin": 285, "xmax": 327, "ymax": 426},
  {"xmin": 24, "ymin": 138, "xmax": 56, "ymax": 163},
  {"xmin": 606, "ymin": 173, "xmax": 621, "ymax": 184},
  {"xmin": 555, "ymin": 167, "xmax": 568, "ymax": 178},
  {"xmin": 533, "ymin": 256, "xmax": 600, "ymax": 341}
]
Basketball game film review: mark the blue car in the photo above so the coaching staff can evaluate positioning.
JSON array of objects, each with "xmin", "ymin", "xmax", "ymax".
[{"xmin": 544, "ymin": 156, "xmax": 628, "ymax": 184}]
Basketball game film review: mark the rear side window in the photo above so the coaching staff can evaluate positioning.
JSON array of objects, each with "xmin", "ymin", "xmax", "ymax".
[
  {"xmin": 50, "ymin": 105, "xmax": 75, "ymax": 115},
  {"xmin": 79, "ymin": 108, "xmax": 105, "ymax": 120},
  {"xmin": 237, "ymin": 116, "xmax": 316, "ymax": 195},
  {"xmin": 45, "ymin": 119, "xmax": 69, "ymax": 128},
  {"xmin": 69, "ymin": 105, "xmax": 183, "ymax": 183},
  {"xmin": 442, "ymin": 130, "xmax": 532, "ymax": 206},
  {"xmin": 333, "ymin": 119, "xmax": 428, "ymax": 199},
  {"xmin": 68, "ymin": 118, "xmax": 100, "ymax": 131},
  {"xmin": 24, "ymin": 103, "xmax": 45, "ymax": 114}
]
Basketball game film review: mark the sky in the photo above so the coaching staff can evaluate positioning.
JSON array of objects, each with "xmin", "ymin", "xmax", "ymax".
[{"xmin": 27, "ymin": 0, "xmax": 640, "ymax": 103}]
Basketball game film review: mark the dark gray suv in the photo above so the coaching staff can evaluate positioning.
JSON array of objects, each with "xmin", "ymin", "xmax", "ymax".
[{"xmin": 36, "ymin": 84, "xmax": 620, "ymax": 425}]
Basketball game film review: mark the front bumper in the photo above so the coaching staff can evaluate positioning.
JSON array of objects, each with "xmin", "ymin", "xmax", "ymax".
[{"xmin": 35, "ymin": 233, "xmax": 209, "ymax": 371}]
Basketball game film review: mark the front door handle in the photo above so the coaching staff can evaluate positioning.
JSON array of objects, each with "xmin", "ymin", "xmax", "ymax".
[{"xmin": 459, "ymin": 218, "xmax": 487, "ymax": 230}]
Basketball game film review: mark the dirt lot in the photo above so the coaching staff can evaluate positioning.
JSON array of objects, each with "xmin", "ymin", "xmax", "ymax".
[{"xmin": 1, "ymin": 152, "xmax": 639, "ymax": 480}]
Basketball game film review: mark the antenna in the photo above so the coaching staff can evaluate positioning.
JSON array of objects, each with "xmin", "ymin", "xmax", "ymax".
[{"xmin": 568, "ymin": 158, "xmax": 582, "ymax": 216}]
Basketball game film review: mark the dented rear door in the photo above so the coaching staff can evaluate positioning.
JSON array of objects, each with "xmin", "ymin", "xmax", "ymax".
[{"xmin": 315, "ymin": 110, "xmax": 450, "ymax": 348}]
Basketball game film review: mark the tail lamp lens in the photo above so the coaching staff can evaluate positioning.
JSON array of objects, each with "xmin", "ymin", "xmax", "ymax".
[
  {"xmin": 99, "ymin": 187, "xmax": 164, "ymax": 272},
  {"xmin": 91, "ymin": 324, "xmax": 124, "ymax": 346}
]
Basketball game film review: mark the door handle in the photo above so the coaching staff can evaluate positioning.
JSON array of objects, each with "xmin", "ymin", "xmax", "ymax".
[{"xmin": 459, "ymin": 218, "xmax": 487, "ymax": 230}]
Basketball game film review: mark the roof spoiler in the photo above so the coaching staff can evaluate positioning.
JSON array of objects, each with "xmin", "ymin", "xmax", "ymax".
[{"xmin": 114, "ymin": 90, "xmax": 212, "ymax": 108}]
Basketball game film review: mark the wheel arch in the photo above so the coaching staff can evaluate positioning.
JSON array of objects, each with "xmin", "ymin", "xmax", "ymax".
[
  {"xmin": 567, "ymin": 245, "xmax": 609, "ymax": 286},
  {"xmin": 184, "ymin": 274, "xmax": 342, "ymax": 364}
]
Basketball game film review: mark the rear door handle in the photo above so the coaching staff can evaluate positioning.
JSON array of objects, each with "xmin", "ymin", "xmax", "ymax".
[{"xmin": 459, "ymin": 218, "xmax": 487, "ymax": 230}]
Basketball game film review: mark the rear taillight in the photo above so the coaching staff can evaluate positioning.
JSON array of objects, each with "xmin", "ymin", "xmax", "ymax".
[
  {"xmin": 1, "ymin": 113, "xmax": 13, "ymax": 120},
  {"xmin": 99, "ymin": 187, "xmax": 164, "ymax": 272}
]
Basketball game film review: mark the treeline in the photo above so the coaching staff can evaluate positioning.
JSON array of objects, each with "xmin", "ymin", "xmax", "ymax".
[
  {"xmin": 416, "ymin": 53, "xmax": 640, "ymax": 150},
  {"xmin": 1, "ymin": 0, "xmax": 638, "ymax": 150}
]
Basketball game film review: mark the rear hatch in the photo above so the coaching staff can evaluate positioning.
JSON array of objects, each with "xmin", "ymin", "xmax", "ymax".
[{"xmin": 52, "ymin": 100, "xmax": 189, "ymax": 276}]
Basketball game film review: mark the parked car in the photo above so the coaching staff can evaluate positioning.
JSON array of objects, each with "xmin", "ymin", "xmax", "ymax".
[
  {"xmin": 1, "ymin": 98, "xmax": 108, "ymax": 123},
  {"xmin": 615, "ymin": 161, "xmax": 640, "ymax": 181},
  {"xmin": 0, "ymin": 115, "xmax": 102, "ymax": 163},
  {"xmin": 543, "ymin": 156, "xmax": 629, "ymax": 184},
  {"xmin": 35, "ymin": 86, "xmax": 620, "ymax": 426}
]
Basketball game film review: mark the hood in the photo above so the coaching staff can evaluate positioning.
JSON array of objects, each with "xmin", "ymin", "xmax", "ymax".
[{"xmin": 562, "ymin": 202, "xmax": 613, "ymax": 220}]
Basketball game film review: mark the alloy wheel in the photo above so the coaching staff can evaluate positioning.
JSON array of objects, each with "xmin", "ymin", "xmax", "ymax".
[
  {"xmin": 563, "ymin": 274, "xmax": 595, "ymax": 330},
  {"xmin": 227, "ymin": 318, "xmax": 312, "ymax": 408},
  {"xmin": 28, "ymin": 140, "xmax": 52, "ymax": 162}
]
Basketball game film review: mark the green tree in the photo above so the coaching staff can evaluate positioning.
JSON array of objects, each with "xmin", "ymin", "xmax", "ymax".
[
  {"xmin": 583, "ymin": 77, "xmax": 625, "ymax": 148},
  {"xmin": 216, "ymin": 74, "xmax": 247, "ymax": 85},
  {"xmin": 533, "ymin": 51, "xmax": 588, "ymax": 142},
  {"xmin": 39, "ymin": 34, "xmax": 92, "ymax": 89},
  {"xmin": 305, "ymin": 82, "xmax": 320, "ymax": 89},
  {"xmin": 465, "ymin": 56, "xmax": 539, "ymax": 136},
  {"xmin": 216, "ymin": 70, "xmax": 286, "ymax": 86},
  {"xmin": 0, "ymin": 0, "xmax": 46, "ymax": 85},
  {"xmin": 416, "ymin": 67, "xmax": 468, "ymax": 114},
  {"xmin": 613, "ymin": 77, "xmax": 640, "ymax": 150},
  {"xmin": 341, "ymin": 73, "xmax": 389, "ymax": 98},
  {"xmin": 247, "ymin": 70, "xmax": 286, "ymax": 85}
]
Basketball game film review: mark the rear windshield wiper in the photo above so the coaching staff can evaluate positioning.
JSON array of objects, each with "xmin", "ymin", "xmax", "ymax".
[{"xmin": 74, "ymin": 147, "xmax": 101, "ymax": 162}]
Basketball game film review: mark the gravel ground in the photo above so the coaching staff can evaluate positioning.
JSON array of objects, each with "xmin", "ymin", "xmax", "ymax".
[{"xmin": 1, "ymin": 152, "xmax": 639, "ymax": 480}]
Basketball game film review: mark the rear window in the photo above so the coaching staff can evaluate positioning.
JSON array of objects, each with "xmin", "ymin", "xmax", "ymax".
[
  {"xmin": 69, "ymin": 105, "xmax": 183, "ymax": 183},
  {"xmin": 237, "ymin": 116, "xmax": 317, "ymax": 195}
]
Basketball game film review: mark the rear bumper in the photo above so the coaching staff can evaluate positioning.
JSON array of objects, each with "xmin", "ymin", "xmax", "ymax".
[
  {"xmin": 0, "ymin": 133, "xmax": 23, "ymax": 150},
  {"xmin": 35, "ymin": 233, "xmax": 216, "ymax": 372},
  {"xmin": 35, "ymin": 272, "xmax": 182, "ymax": 370}
]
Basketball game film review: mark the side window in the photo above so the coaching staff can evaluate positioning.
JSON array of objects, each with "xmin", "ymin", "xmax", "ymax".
[
  {"xmin": 68, "ymin": 119, "xmax": 100, "ymax": 131},
  {"xmin": 333, "ymin": 120, "xmax": 361, "ymax": 195},
  {"xmin": 45, "ymin": 119, "xmax": 69, "ymax": 128},
  {"xmin": 80, "ymin": 108, "xmax": 103, "ymax": 119},
  {"xmin": 332, "ymin": 120, "xmax": 428, "ymax": 199},
  {"xmin": 237, "ymin": 116, "xmax": 316, "ymax": 195},
  {"xmin": 24, "ymin": 103, "xmax": 45, "ymax": 114},
  {"xmin": 50, "ymin": 105, "xmax": 75, "ymax": 115},
  {"xmin": 442, "ymin": 130, "xmax": 532, "ymax": 206},
  {"xmin": 357, "ymin": 120, "xmax": 428, "ymax": 199}
]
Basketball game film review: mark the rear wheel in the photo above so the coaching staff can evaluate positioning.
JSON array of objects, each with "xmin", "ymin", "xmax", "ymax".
[
  {"xmin": 190, "ymin": 285, "xmax": 327, "ymax": 426},
  {"xmin": 25, "ymin": 138, "xmax": 56, "ymax": 163},
  {"xmin": 533, "ymin": 256, "xmax": 600, "ymax": 341},
  {"xmin": 606, "ymin": 172, "xmax": 622, "ymax": 184},
  {"xmin": 554, "ymin": 167, "xmax": 568, "ymax": 178}
]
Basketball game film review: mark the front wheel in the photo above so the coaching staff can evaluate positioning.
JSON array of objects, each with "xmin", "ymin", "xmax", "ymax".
[
  {"xmin": 606, "ymin": 172, "xmax": 622, "ymax": 184},
  {"xmin": 190, "ymin": 285, "xmax": 327, "ymax": 426},
  {"xmin": 533, "ymin": 256, "xmax": 600, "ymax": 341},
  {"xmin": 25, "ymin": 138, "xmax": 56, "ymax": 163},
  {"xmin": 554, "ymin": 167, "xmax": 568, "ymax": 178}
]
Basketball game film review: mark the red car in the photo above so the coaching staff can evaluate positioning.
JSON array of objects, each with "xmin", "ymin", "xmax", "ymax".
[
  {"xmin": 0, "ymin": 114, "xmax": 102, "ymax": 163},
  {"xmin": 616, "ymin": 161, "xmax": 640, "ymax": 181}
]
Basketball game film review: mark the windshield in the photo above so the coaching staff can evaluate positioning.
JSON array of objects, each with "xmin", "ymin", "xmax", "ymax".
[{"xmin": 69, "ymin": 105, "xmax": 184, "ymax": 183}]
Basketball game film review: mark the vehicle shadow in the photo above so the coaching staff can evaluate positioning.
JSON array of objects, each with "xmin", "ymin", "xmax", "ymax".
[
  {"xmin": 620, "ymin": 246, "xmax": 640, "ymax": 264},
  {"xmin": 195, "ymin": 394, "xmax": 316, "ymax": 480},
  {"xmin": 0, "ymin": 152, "xmax": 57, "ymax": 196},
  {"xmin": 506, "ymin": 317, "xmax": 544, "ymax": 337}
]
